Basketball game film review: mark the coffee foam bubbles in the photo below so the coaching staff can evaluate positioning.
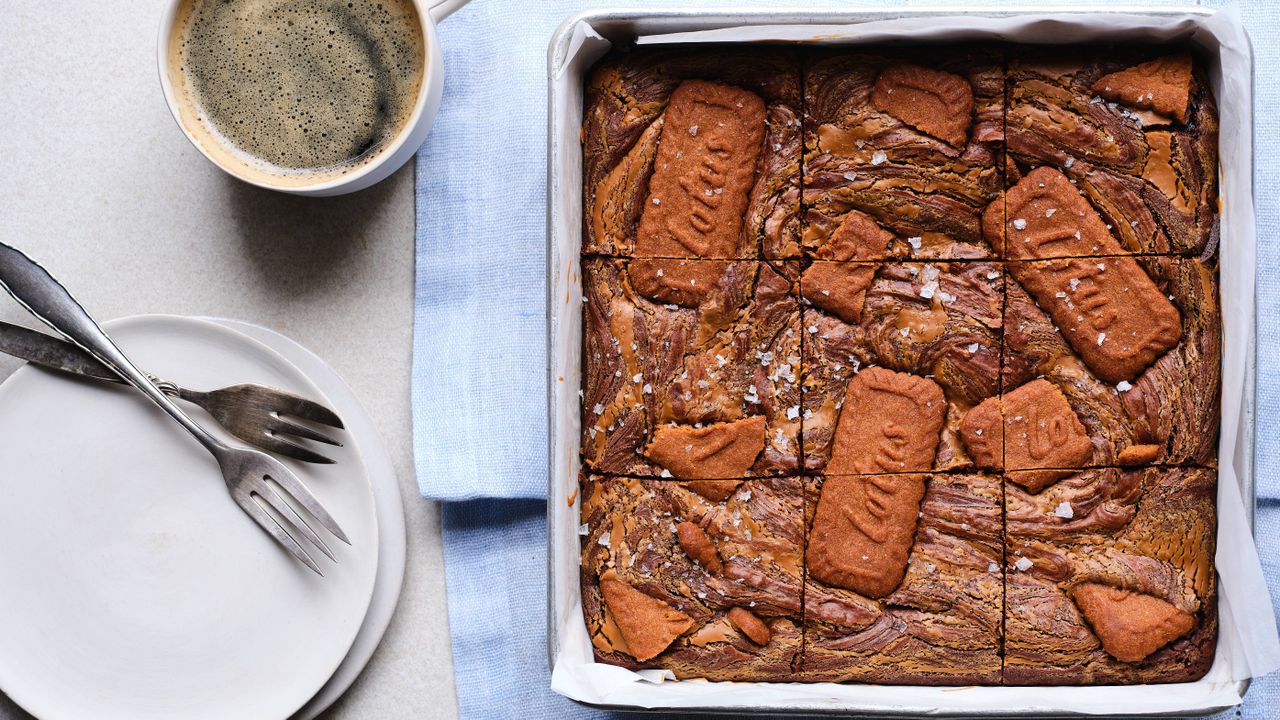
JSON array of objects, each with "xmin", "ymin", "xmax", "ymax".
[{"xmin": 170, "ymin": 0, "xmax": 424, "ymax": 186}]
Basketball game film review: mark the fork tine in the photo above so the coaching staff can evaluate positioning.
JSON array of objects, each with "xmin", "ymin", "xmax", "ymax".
[
  {"xmin": 255, "ymin": 433, "xmax": 337, "ymax": 465},
  {"xmin": 271, "ymin": 417, "xmax": 343, "ymax": 447},
  {"xmin": 235, "ymin": 490, "xmax": 323, "ymax": 576},
  {"xmin": 267, "ymin": 468, "xmax": 351, "ymax": 545},
  {"xmin": 258, "ymin": 480, "xmax": 335, "ymax": 562},
  {"xmin": 231, "ymin": 385, "xmax": 344, "ymax": 429}
]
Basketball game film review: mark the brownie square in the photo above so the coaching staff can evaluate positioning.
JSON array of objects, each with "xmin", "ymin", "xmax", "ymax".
[
  {"xmin": 803, "ymin": 47, "xmax": 1004, "ymax": 260},
  {"xmin": 582, "ymin": 47, "xmax": 802, "ymax": 259},
  {"xmin": 959, "ymin": 255, "xmax": 1219, "ymax": 488},
  {"xmin": 1004, "ymin": 466, "xmax": 1218, "ymax": 684},
  {"xmin": 582, "ymin": 258, "xmax": 802, "ymax": 478},
  {"xmin": 801, "ymin": 259, "xmax": 1005, "ymax": 473},
  {"xmin": 801, "ymin": 472, "xmax": 1004, "ymax": 684},
  {"xmin": 1004, "ymin": 47, "xmax": 1218, "ymax": 256},
  {"xmin": 580, "ymin": 474, "xmax": 807, "ymax": 679}
]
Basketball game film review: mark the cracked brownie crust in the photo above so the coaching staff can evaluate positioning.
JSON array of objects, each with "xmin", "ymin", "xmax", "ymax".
[{"xmin": 579, "ymin": 43, "xmax": 1221, "ymax": 687}]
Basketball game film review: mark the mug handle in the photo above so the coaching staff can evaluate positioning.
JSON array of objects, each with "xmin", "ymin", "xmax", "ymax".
[{"xmin": 427, "ymin": 0, "xmax": 469, "ymax": 23}]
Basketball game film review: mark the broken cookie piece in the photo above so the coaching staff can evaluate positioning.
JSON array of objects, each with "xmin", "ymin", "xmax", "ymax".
[
  {"xmin": 1091, "ymin": 54, "xmax": 1193, "ymax": 124},
  {"xmin": 645, "ymin": 417, "xmax": 767, "ymax": 480},
  {"xmin": 961, "ymin": 379, "xmax": 1094, "ymax": 492},
  {"xmin": 599, "ymin": 571, "xmax": 695, "ymax": 661},
  {"xmin": 871, "ymin": 63, "xmax": 975, "ymax": 147},
  {"xmin": 1072, "ymin": 583, "xmax": 1196, "ymax": 663}
]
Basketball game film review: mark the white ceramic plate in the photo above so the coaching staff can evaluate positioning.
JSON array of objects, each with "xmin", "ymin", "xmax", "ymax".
[
  {"xmin": 211, "ymin": 318, "xmax": 407, "ymax": 720},
  {"xmin": 0, "ymin": 316, "xmax": 379, "ymax": 720}
]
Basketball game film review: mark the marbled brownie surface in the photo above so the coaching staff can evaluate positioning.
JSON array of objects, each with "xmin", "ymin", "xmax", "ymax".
[{"xmin": 579, "ymin": 44, "xmax": 1220, "ymax": 685}]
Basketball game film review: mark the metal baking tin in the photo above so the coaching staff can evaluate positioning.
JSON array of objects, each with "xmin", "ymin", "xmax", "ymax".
[{"xmin": 546, "ymin": 8, "xmax": 1256, "ymax": 716}]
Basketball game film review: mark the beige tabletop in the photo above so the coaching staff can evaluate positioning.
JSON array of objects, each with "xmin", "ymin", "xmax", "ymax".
[{"xmin": 0, "ymin": 1, "xmax": 458, "ymax": 718}]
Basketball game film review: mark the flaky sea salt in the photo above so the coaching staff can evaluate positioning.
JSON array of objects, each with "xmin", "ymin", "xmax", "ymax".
[
  {"xmin": 988, "ymin": 563, "xmax": 999, "ymax": 574},
  {"xmin": 1014, "ymin": 557, "xmax": 1034, "ymax": 572},
  {"xmin": 1012, "ymin": 218, "xmax": 1027, "ymax": 230},
  {"xmin": 578, "ymin": 523, "xmax": 589, "ymax": 536},
  {"xmin": 659, "ymin": 469, "xmax": 672, "ymax": 478},
  {"xmin": 1055, "ymin": 502, "xmax": 1074, "ymax": 519},
  {"xmin": 1116, "ymin": 380, "xmax": 1132, "ymax": 392},
  {"xmin": 871, "ymin": 150, "xmax": 888, "ymax": 165},
  {"xmin": 592, "ymin": 403, "xmax": 604, "ymax": 415},
  {"xmin": 907, "ymin": 236, "xmax": 922, "ymax": 250},
  {"xmin": 689, "ymin": 124, "xmax": 699, "ymax": 136},
  {"xmin": 1097, "ymin": 332, "xmax": 1107, "ymax": 346},
  {"xmin": 786, "ymin": 406, "xmax": 800, "ymax": 420},
  {"xmin": 632, "ymin": 373, "xmax": 643, "ymax": 383},
  {"xmin": 968, "ymin": 343, "xmax": 980, "ymax": 354}
]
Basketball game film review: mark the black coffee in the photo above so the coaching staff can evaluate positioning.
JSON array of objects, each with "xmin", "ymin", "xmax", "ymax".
[{"xmin": 171, "ymin": 0, "xmax": 424, "ymax": 183}]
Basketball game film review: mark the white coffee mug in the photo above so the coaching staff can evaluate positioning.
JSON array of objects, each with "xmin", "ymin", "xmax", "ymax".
[{"xmin": 157, "ymin": 0, "xmax": 467, "ymax": 196}]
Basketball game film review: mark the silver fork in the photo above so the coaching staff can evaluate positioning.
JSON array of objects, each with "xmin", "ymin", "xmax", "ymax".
[
  {"xmin": 0, "ymin": 241, "xmax": 348, "ymax": 575},
  {"xmin": 0, "ymin": 318, "xmax": 346, "ymax": 463}
]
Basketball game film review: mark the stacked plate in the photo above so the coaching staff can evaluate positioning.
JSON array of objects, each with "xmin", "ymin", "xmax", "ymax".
[{"xmin": 0, "ymin": 316, "xmax": 406, "ymax": 720}]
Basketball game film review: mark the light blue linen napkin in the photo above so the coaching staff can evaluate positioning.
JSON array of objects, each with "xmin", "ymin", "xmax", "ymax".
[{"xmin": 413, "ymin": 0, "xmax": 1280, "ymax": 717}]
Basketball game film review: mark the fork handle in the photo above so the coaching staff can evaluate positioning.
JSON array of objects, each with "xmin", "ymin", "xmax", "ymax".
[{"xmin": 0, "ymin": 242, "xmax": 224, "ymax": 454}]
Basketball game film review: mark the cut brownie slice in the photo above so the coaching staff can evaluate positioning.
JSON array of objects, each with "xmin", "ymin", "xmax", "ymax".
[
  {"xmin": 960, "ymin": 255, "xmax": 1219, "ymax": 484},
  {"xmin": 803, "ymin": 47, "xmax": 1004, "ymax": 260},
  {"xmin": 1004, "ymin": 466, "xmax": 1217, "ymax": 684},
  {"xmin": 582, "ymin": 258, "xmax": 802, "ymax": 478},
  {"xmin": 580, "ymin": 474, "xmax": 807, "ymax": 679},
  {"xmin": 1005, "ymin": 47, "xmax": 1218, "ymax": 256},
  {"xmin": 801, "ymin": 472, "xmax": 1004, "ymax": 684},
  {"xmin": 583, "ymin": 47, "xmax": 802, "ymax": 259},
  {"xmin": 801, "ymin": 260, "xmax": 1005, "ymax": 473}
]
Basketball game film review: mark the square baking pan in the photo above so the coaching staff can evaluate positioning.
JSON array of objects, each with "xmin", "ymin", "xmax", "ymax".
[{"xmin": 546, "ymin": 7, "xmax": 1257, "ymax": 716}]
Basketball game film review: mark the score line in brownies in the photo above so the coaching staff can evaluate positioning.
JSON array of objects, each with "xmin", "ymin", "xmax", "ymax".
[{"xmin": 582, "ymin": 47, "xmax": 803, "ymax": 259}]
